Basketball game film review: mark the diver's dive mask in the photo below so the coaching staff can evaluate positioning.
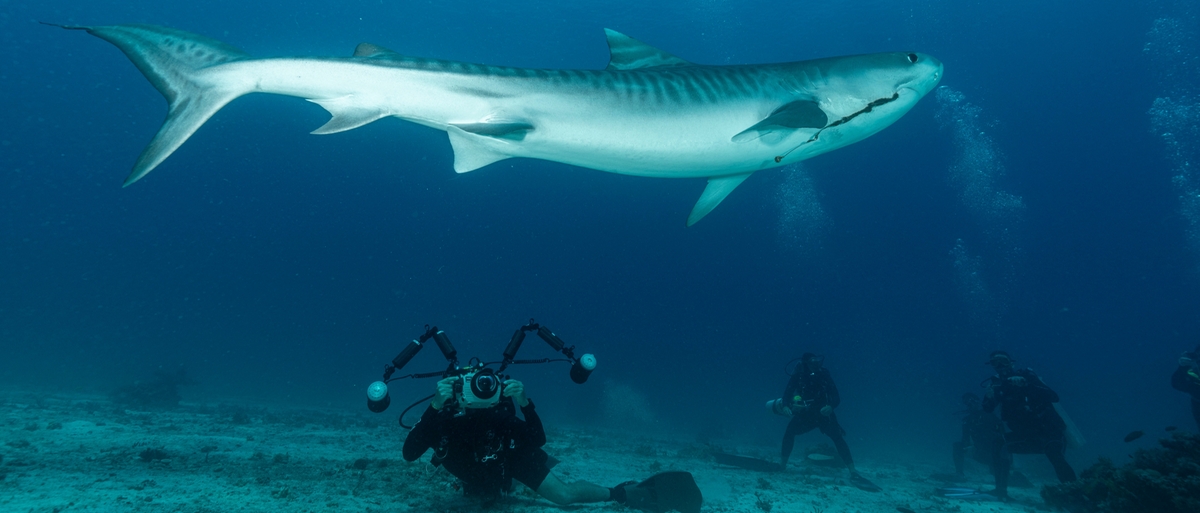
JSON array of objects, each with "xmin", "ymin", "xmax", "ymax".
[
  {"xmin": 802, "ymin": 354, "xmax": 825, "ymax": 373},
  {"xmin": 987, "ymin": 352, "xmax": 1014, "ymax": 369}
]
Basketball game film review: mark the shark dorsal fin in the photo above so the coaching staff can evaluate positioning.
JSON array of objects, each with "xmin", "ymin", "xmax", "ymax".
[
  {"xmin": 603, "ymin": 29, "xmax": 693, "ymax": 70},
  {"xmin": 353, "ymin": 42, "xmax": 403, "ymax": 59}
]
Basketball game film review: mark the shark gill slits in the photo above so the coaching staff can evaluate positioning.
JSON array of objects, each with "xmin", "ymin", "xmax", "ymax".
[{"xmin": 907, "ymin": 53, "xmax": 918, "ymax": 63}]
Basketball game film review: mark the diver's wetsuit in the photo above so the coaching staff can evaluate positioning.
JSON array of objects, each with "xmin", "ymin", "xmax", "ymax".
[
  {"xmin": 779, "ymin": 367, "xmax": 854, "ymax": 468},
  {"xmin": 402, "ymin": 398, "xmax": 551, "ymax": 498},
  {"xmin": 983, "ymin": 368, "xmax": 1076, "ymax": 496},
  {"xmin": 1171, "ymin": 364, "xmax": 1200, "ymax": 430},
  {"xmin": 953, "ymin": 408, "xmax": 1003, "ymax": 476}
]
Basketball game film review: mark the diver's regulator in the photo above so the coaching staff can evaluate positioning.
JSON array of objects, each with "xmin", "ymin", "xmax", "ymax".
[{"xmin": 364, "ymin": 320, "xmax": 596, "ymax": 426}]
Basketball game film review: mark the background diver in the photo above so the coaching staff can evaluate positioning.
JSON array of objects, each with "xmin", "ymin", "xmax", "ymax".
[
  {"xmin": 1172, "ymin": 345, "xmax": 1200, "ymax": 431},
  {"xmin": 775, "ymin": 353, "xmax": 880, "ymax": 491},
  {"xmin": 980, "ymin": 350, "xmax": 1077, "ymax": 501}
]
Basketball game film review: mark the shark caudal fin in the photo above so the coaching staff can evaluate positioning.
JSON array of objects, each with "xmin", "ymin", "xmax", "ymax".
[{"xmin": 45, "ymin": 23, "xmax": 251, "ymax": 185}]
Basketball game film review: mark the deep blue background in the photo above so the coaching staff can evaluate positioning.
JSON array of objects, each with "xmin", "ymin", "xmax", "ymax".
[{"xmin": 3, "ymin": 0, "xmax": 1199, "ymax": 471}]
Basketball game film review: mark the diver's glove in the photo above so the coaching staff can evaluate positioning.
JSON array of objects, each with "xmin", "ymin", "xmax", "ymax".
[
  {"xmin": 431, "ymin": 377, "xmax": 457, "ymax": 410},
  {"xmin": 1006, "ymin": 376, "xmax": 1027, "ymax": 387},
  {"xmin": 820, "ymin": 405, "xmax": 833, "ymax": 417},
  {"xmin": 503, "ymin": 379, "xmax": 529, "ymax": 407},
  {"xmin": 1180, "ymin": 353, "xmax": 1196, "ymax": 368}
]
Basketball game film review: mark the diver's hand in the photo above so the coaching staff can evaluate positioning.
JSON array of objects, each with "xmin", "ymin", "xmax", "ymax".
[
  {"xmin": 431, "ymin": 377, "xmax": 457, "ymax": 410},
  {"xmin": 1181, "ymin": 353, "xmax": 1195, "ymax": 368},
  {"xmin": 820, "ymin": 405, "xmax": 833, "ymax": 417},
  {"xmin": 1006, "ymin": 376, "xmax": 1027, "ymax": 387},
  {"xmin": 503, "ymin": 379, "xmax": 529, "ymax": 407}
]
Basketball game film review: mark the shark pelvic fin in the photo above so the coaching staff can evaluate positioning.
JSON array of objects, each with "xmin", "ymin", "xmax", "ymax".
[
  {"xmin": 353, "ymin": 42, "xmax": 403, "ymax": 59},
  {"xmin": 732, "ymin": 100, "xmax": 828, "ymax": 143},
  {"xmin": 309, "ymin": 96, "xmax": 388, "ymax": 134},
  {"xmin": 687, "ymin": 173, "xmax": 752, "ymax": 226},
  {"xmin": 446, "ymin": 127, "xmax": 513, "ymax": 173},
  {"xmin": 603, "ymin": 29, "xmax": 693, "ymax": 70},
  {"xmin": 47, "ymin": 23, "xmax": 253, "ymax": 185}
]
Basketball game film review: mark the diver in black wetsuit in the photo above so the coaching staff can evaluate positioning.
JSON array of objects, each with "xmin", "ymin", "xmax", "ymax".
[
  {"xmin": 953, "ymin": 392, "xmax": 1004, "ymax": 479},
  {"xmin": 402, "ymin": 375, "xmax": 617, "ymax": 505},
  {"xmin": 1171, "ymin": 346, "xmax": 1200, "ymax": 431},
  {"xmin": 778, "ymin": 353, "xmax": 864, "ymax": 482},
  {"xmin": 982, "ymin": 351, "xmax": 1076, "ymax": 500}
]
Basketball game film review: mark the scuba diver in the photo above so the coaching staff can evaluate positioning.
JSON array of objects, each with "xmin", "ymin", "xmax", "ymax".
[
  {"xmin": 981, "ymin": 350, "xmax": 1076, "ymax": 501},
  {"xmin": 952, "ymin": 392, "xmax": 1004, "ymax": 479},
  {"xmin": 370, "ymin": 322, "xmax": 701, "ymax": 512},
  {"xmin": 402, "ymin": 374, "xmax": 617, "ymax": 505},
  {"xmin": 776, "ymin": 353, "xmax": 879, "ymax": 491},
  {"xmin": 1171, "ymin": 345, "xmax": 1200, "ymax": 430}
]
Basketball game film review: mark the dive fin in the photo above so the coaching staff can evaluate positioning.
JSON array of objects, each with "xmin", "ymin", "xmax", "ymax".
[
  {"xmin": 687, "ymin": 173, "xmax": 752, "ymax": 226},
  {"xmin": 45, "ymin": 23, "xmax": 253, "ymax": 185},
  {"xmin": 623, "ymin": 471, "xmax": 702, "ymax": 513},
  {"xmin": 309, "ymin": 96, "xmax": 388, "ymax": 134},
  {"xmin": 604, "ymin": 29, "xmax": 693, "ymax": 70},
  {"xmin": 935, "ymin": 487, "xmax": 1000, "ymax": 501},
  {"xmin": 849, "ymin": 473, "xmax": 882, "ymax": 492},
  {"xmin": 732, "ymin": 100, "xmax": 828, "ymax": 143},
  {"xmin": 711, "ymin": 452, "xmax": 782, "ymax": 472},
  {"xmin": 446, "ymin": 127, "xmax": 512, "ymax": 173}
]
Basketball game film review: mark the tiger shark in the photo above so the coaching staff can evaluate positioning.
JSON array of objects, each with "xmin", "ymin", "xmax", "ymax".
[{"xmin": 50, "ymin": 23, "xmax": 942, "ymax": 225}]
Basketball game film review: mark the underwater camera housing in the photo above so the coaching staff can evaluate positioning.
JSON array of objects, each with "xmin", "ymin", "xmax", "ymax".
[
  {"xmin": 766, "ymin": 398, "xmax": 792, "ymax": 416},
  {"xmin": 365, "ymin": 320, "xmax": 597, "ymax": 428},
  {"xmin": 455, "ymin": 367, "xmax": 503, "ymax": 409}
]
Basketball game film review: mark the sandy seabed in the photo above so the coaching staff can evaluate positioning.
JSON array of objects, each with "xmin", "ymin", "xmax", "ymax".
[{"xmin": 1, "ymin": 390, "xmax": 1045, "ymax": 513}]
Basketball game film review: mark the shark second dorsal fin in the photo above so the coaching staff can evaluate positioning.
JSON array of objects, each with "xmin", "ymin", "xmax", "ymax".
[
  {"xmin": 604, "ymin": 29, "xmax": 693, "ymax": 70},
  {"xmin": 353, "ymin": 42, "xmax": 403, "ymax": 59}
]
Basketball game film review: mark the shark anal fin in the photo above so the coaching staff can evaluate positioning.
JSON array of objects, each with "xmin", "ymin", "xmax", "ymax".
[
  {"xmin": 603, "ymin": 29, "xmax": 693, "ymax": 70},
  {"xmin": 308, "ymin": 96, "xmax": 388, "ymax": 134},
  {"xmin": 449, "ymin": 122, "xmax": 534, "ymax": 141},
  {"xmin": 687, "ymin": 173, "xmax": 752, "ymax": 226},
  {"xmin": 732, "ymin": 100, "xmax": 827, "ymax": 143},
  {"xmin": 446, "ymin": 127, "xmax": 512, "ymax": 173}
]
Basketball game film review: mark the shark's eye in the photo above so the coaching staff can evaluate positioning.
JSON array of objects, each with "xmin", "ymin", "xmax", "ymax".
[{"xmin": 907, "ymin": 53, "xmax": 918, "ymax": 64}]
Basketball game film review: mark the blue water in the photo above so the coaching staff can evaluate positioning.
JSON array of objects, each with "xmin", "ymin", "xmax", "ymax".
[{"xmin": 2, "ymin": 0, "xmax": 1198, "ymax": 467}]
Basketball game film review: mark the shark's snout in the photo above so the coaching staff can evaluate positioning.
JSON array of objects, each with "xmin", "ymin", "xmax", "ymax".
[{"xmin": 907, "ymin": 53, "xmax": 943, "ymax": 94}]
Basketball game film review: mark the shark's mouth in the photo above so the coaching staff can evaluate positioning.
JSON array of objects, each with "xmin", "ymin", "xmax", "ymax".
[{"xmin": 773, "ymin": 92, "xmax": 900, "ymax": 163}]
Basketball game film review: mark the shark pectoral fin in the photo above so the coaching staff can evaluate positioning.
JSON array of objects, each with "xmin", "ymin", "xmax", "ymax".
[
  {"xmin": 446, "ymin": 127, "xmax": 512, "ymax": 173},
  {"xmin": 449, "ymin": 122, "xmax": 534, "ymax": 141},
  {"xmin": 732, "ymin": 100, "xmax": 828, "ymax": 143},
  {"xmin": 687, "ymin": 173, "xmax": 753, "ymax": 226},
  {"xmin": 603, "ymin": 29, "xmax": 693, "ymax": 70},
  {"xmin": 308, "ymin": 96, "xmax": 388, "ymax": 134}
]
